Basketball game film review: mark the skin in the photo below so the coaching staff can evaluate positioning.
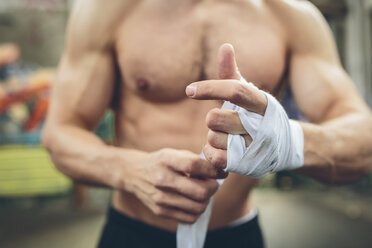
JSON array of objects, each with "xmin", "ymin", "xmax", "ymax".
[
  {"xmin": 43, "ymin": 0, "xmax": 372, "ymax": 234},
  {"xmin": 189, "ymin": 18, "xmax": 372, "ymax": 185}
]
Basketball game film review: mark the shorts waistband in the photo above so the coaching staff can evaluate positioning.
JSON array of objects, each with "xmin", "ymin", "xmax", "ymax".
[{"xmin": 226, "ymin": 208, "xmax": 258, "ymax": 228}]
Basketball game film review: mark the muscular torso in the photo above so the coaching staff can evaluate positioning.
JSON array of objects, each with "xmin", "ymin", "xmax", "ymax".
[{"xmin": 112, "ymin": 0, "xmax": 287, "ymax": 231}]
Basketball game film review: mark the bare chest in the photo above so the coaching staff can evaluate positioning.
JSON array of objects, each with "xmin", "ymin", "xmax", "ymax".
[{"xmin": 115, "ymin": 1, "xmax": 287, "ymax": 102}]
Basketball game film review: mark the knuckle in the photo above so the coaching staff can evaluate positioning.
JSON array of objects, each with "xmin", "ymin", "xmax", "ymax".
[
  {"xmin": 153, "ymin": 171, "xmax": 167, "ymax": 187},
  {"xmin": 189, "ymin": 215, "xmax": 199, "ymax": 224},
  {"xmin": 157, "ymin": 148, "xmax": 173, "ymax": 165},
  {"xmin": 212, "ymin": 152, "xmax": 226, "ymax": 167},
  {"xmin": 153, "ymin": 192, "xmax": 165, "ymax": 204},
  {"xmin": 211, "ymin": 181, "xmax": 219, "ymax": 192},
  {"xmin": 163, "ymin": 174, "xmax": 173, "ymax": 186},
  {"xmin": 197, "ymin": 188, "xmax": 209, "ymax": 202},
  {"xmin": 154, "ymin": 151, "xmax": 166, "ymax": 167},
  {"xmin": 196, "ymin": 203, "xmax": 207, "ymax": 214},
  {"xmin": 231, "ymin": 83, "xmax": 245, "ymax": 103},
  {"xmin": 211, "ymin": 152, "xmax": 221, "ymax": 163},
  {"xmin": 187, "ymin": 158, "xmax": 200, "ymax": 174},
  {"xmin": 202, "ymin": 146, "xmax": 214, "ymax": 167},
  {"xmin": 154, "ymin": 206, "xmax": 168, "ymax": 217},
  {"xmin": 207, "ymin": 130, "xmax": 218, "ymax": 146},
  {"xmin": 183, "ymin": 214, "xmax": 199, "ymax": 224},
  {"xmin": 206, "ymin": 108, "xmax": 221, "ymax": 128},
  {"xmin": 160, "ymin": 208, "xmax": 170, "ymax": 217},
  {"xmin": 153, "ymin": 206, "xmax": 162, "ymax": 215},
  {"xmin": 232, "ymin": 110, "xmax": 241, "ymax": 119}
]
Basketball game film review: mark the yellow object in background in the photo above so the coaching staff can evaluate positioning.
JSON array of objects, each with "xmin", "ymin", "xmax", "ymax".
[{"xmin": 0, "ymin": 145, "xmax": 72, "ymax": 197}]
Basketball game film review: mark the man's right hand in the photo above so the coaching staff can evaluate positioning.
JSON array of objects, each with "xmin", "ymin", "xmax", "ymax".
[{"xmin": 121, "ymin": 148, "xmax": 227, "ymax": 224}]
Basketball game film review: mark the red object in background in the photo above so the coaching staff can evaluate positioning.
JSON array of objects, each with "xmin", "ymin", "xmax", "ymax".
[
  {"xmin": 0, "ymin": 73, "xmax": 52, "ymax": 131},
  {"xmin": 0, "ymin": 84, "xmax": 49, "ymax": 114},
  {"xmin": 24, "ymin": 94, "xmax": 49, "ymax": 132}
]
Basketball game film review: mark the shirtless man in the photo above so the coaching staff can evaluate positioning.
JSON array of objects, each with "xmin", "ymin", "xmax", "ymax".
[{"xmin": 42, "ymin": 0, "xmax": 372, "ymax": 247}]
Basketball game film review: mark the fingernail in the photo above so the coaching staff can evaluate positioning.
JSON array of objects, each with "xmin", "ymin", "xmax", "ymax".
[{"xmin": 186, "ymin": 85, "xmax": 197, "ymax": 97}]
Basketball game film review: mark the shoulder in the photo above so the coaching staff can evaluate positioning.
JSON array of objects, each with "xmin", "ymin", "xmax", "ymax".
[
  {"xmin": 66, "ymin": 0, "xmax": 139, "ymax": 53},
  {"xmin": 266, "ymin": 0, "xmax": 337, "ymax": 57},
  {"xmin": 265, "ymin": 0, "xmax": 323, "ymax": 25}
]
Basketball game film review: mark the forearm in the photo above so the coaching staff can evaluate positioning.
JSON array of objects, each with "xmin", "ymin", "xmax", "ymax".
[
  {"xmin": 42, "ymin": 124, "xmax": 145, "ymax": 190},
  {"xmin": 297, "ymin": 112, "xmax": 372, "ymax": 184}
]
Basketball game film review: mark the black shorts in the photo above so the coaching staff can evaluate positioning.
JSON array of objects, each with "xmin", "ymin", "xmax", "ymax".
[{"xmin": 98, "ymin": 207, "xmax": 265, "ymax": 248}]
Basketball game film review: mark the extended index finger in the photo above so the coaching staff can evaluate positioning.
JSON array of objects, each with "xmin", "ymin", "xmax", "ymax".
[{"xmin": 186, "ymin": 80, "xmax": 267, "ymax": 116}]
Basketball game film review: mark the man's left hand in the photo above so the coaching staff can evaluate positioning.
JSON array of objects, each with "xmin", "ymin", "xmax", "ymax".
[
  {"xmin": 186, "ymin": 44, "xmax": 304, "ymax": 178},
  {"xmin": 185, "ymin": 43, "xmax": 267, "ymax": 169}
]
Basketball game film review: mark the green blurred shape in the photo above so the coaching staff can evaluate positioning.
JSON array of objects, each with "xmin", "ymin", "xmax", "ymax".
[
  {"xmin": 0, "ymin": 145, "xmax": 72, "ymax": 197},
  {"xmin": 94, "ymin": 111, "xmax": 115, "ymax": 143}
]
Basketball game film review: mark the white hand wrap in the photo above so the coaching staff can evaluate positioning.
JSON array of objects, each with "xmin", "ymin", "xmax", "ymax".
[
  {"xmin": 224, "ymin": 78, "xmax": 304, "ymax": 177},
  {"xmin": 176, "ymin": 196, "xmax": 214, "ymax": 248},
  {"xmin": 177, "ymin": 153, "xmax": 223, "ymax": 248},
  {"xmin": 176, "ymin": 78, "xmax": 304, "ymax": 248}
]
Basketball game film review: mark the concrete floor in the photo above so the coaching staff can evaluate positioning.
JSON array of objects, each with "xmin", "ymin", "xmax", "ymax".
[
  {"xmin": 255, "ymin": 190, "xmax": 372, "ymax": 248},
  {"xmin": 1, "ymin": 189, "xmax": 372, "ymax": 248}
]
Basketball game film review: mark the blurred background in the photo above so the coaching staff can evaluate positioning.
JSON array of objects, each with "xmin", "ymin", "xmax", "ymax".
[{"xmin": 0, "ymin": 0, "xmax": 372, "ymax": 247}]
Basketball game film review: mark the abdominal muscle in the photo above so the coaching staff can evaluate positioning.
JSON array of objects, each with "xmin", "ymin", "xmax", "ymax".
[{"xmin": 111, "ymin": 92, "xmax": 259, "ymax": 231}]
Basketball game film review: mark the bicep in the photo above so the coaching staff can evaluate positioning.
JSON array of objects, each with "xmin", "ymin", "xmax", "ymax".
[
  {"xmin": 289, "ymin": 55, "xmax": 366, "ymax": 124},
  {"xmin": 45, "ymin": 0, "xmax": 119, "ymax": 131},
  {"xmin": 48, "ymin": 50, "xmax": 115, "ymax": 130},
  {"xmin": 287, "ymin": 3, "xmax": 368, "ymax": 124}
]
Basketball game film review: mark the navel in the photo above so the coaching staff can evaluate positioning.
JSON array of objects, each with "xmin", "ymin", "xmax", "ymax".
[{"xmin": 136, "ymin": 78, "xmax": 149, "ymax": 91}]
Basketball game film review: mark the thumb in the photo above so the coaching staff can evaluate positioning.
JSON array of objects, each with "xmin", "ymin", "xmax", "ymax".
[{"xmin": 218, "ymin": 43, "xmax": 241, "ymax": 80}]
